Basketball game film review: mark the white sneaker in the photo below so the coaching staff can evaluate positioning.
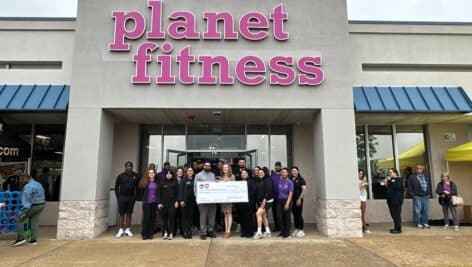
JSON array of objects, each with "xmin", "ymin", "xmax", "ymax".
[
  {"xmin": 115, "ymin": 228, "xmax": 124, "ymax": 238},
  {"xmin": 124, "ymin": 228, "xmax": 133, "ymax": 237},
  {"xmin": 364, "ymin": 230, "xmax": 372, "ymax": 234},
  {"xmin": 263, "ymin": 232, "xmax": 271, "ymax": 238},
  {"xmin": 417, "ymin": 224, "xmax": 424, "ymax": 229},
  {"xmin": 296, "ymin": 230, "xmax": 306, "ymax": 237},
  {"xmin": 443, "ymin": 224, "xmax": 449, "ymax": 230},
  {"xmin": 253, "ymin": 232, "xmax": 263, "ymax": 240},
  {"xmin": 163, "ymin": 232, "xmax": 169, "ymax": 240},
  {"xmin": 423, "ymin": 224, "xmax": 431, "ymax": 229},
  {"xmin": 168, "ymin": 234, "xmax": 173, "ymax": 240},
  {"xmin": 454, "ymin": 226, "xmax": 459, "ymax": 232},
  {"xmin": 291, "ymin": 230, "xmax": 299, "ymax": 237}
]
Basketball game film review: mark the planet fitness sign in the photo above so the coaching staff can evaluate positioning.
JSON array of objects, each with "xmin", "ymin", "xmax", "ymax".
[{"xmin": 108, "ymin": 0, "xmax": 324, "ymax": 86}]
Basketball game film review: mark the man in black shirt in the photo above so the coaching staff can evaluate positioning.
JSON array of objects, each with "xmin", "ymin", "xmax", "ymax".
[
  {"xmin": 233, "ymin": 158, "xmax": 252, "ymax": 181},
  {"xmin": 114, "ymin": 161, "xmax": 139, "ymax": 238}
]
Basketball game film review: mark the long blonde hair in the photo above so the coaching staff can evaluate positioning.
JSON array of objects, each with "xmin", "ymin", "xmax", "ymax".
[{"xmin": 222, "ymin": 163, "xmax": 235, "ymax": 181}]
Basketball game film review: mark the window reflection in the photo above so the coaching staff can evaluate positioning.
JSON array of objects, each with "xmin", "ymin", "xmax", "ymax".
[{"xmin": 368, "ymin": 125, "xmax": 393, "ymax": 199}]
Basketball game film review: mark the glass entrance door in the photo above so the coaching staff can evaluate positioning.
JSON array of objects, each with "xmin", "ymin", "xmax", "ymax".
[{"xmin": 166, "ymin": 149, "xmax": 187, "ymax": 168}]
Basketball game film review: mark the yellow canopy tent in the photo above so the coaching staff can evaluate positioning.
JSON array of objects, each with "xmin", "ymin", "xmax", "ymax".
[
  {"xmin": 378, "ymin": 142, "xmax": 425, "ymax": 169},
  {"xmin": 445, "ymin": 141, "xmax": 472, "ymax": 162}
]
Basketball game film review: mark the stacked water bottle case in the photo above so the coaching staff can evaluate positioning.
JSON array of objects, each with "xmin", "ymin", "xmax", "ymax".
[{"xmin": 0, "ymin": 191, "xmax": 21, "ymax": 233}]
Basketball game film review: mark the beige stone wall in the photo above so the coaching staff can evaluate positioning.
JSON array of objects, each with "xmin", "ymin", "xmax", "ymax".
[
  {"xmin": 56, "ymin": 200, "xmax": 108, "ymax": 239},
  {"xmin": 316, "ymin": 199, "xmax": 362, "ymax": 237}
]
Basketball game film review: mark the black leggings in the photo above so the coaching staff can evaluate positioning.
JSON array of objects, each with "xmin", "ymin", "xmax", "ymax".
[
  {"xmin": 387, "ymin": 200, "xmax": 402, "ymax": 230},
  {"xmin": 162, "ymin": 206, "xmax": 176, "ymax": 235},
  {"xmin": 291, "ymin": 199, "xmax": 304, "ymax": 230},
  {"xmin": 277, "ymin": 199, "xmax": 291, "ymax": 238},
  {"xmin": 141, "ymin": 203, "xmax": 157, "ymax": 237},
  {"xmin": 182, "ymin": 204, "xmax": 195, "ymax": 236},
  {"xmin": 237, "ymin": 203, "xmax": 255, "ymax": 237}
]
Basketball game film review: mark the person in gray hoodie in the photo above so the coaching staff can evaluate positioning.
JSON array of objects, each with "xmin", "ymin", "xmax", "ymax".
[{"xmin": 195, "ymin": 161, "xmax": 217, "ymax": 240}]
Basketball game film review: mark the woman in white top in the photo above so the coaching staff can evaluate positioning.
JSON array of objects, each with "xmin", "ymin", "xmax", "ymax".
[{"xmin": 359, "ymin": 169, "xmax": 370, "ymax": 234}]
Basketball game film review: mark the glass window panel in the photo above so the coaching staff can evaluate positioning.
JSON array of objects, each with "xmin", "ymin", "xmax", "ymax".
[
  {"xmin": 270, "ymin": 135, "xmax": 288, "ymax": 168},
  {"xmin": 147, "ymin": 135, "xmax": 162, "ymax": 170},
  {"xmin": 247, "ymin": 134, "xmax": 269, "ymax": 168},
  {"xmin": 356, "ymin": 126, "xmax": 367, "ymax": 173},
  {"xmin": 163, "ymin": 135, "xmax": 186, "ymax": 168},
  {"xmin": 368, "ymin": 125, "xmax": 393, "ymax": 199},
  {"xmin": 396, "ymin": 125, "xmax": 429, "ymax": 199},
  {"xmin": 32, "ymin": 124, "xmax": 65, "ymax": 202}
]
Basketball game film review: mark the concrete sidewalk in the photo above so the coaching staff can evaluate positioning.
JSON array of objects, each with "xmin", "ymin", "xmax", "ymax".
[{"xmin": 0, "ymin": 224, "xmax": 471, "ymax": 266}]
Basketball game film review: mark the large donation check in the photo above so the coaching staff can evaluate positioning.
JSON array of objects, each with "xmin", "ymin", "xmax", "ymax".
[{"xmin": 196, "ymin": 181, "xmax": 248, "ymax": 204}]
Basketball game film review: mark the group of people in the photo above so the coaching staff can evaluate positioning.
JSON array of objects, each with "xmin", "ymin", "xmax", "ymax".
[
  {"xmin": 359, "ymin": 164, "xmax": 461, "ymax": 234},
  {"xmin": 114, "ymin": 159, "xmax": 307, "ymax": 240}
]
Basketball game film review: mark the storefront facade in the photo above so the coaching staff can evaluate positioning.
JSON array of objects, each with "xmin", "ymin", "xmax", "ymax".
[{"xmin": 1, "ymin": 0, "xmax": 471, "ymax": 240}]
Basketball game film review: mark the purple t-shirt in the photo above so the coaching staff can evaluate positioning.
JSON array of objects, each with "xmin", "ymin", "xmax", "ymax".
[
  {"xmin": 277, "ymin": 178, "xmax": 293, "ymax": 200},
  {"xmin": 147, "ymin": 180, "xmax": 158, "ymax": 203},
  {"xmin": 271, "ymin": 172, "xmax": 281, "ymax": 199}
]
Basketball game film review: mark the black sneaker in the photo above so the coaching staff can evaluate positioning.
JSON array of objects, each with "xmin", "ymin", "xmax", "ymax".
[
  {"xmin": 389, "ymin": 229, "xmax": 402, "ymax": 234},
  {"xmin": 200, "ymin": 234, "xmax": 207, "ymax": 240},
  {"xmin": 29, "ymin": 239, "xmax": 38, "ymax": 245},
  {"xmin": 207, "ymin": 232, "xmax": 216, "ymax": 238},
  {"xmin": 11, "ymin": 238, "xmax": 26, "ymax": 247}
]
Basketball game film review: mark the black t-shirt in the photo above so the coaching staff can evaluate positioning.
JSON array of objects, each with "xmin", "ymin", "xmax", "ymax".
[
  {"xmin": 115, "ymin": 171, "xmax": 139, "ymax": 197},
  {"xmin": 292, "ymin": 176, "xmax": 306, "ymax": 200}
]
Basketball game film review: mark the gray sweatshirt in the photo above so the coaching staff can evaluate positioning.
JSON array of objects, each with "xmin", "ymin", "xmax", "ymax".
[{"xmin": 195, "ymin": 170, "xmax": 216, "ymax": 199}]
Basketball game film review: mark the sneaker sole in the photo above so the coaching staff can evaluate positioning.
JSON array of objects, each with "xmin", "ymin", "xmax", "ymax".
[{"xmin": 11, "ymin": 240, "xmax": 26, "ymax": 247}]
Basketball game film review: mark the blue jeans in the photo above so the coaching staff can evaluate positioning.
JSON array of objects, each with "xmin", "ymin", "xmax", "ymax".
[{"xmin": 413, "ymin": 196, "xmax": 429, "ymax": 225}]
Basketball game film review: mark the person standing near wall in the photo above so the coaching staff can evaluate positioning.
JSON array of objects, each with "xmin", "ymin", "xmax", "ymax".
[
  {"xmin": 220, "ymin": 163, "xmax": 236, "ymax": 238},
  {"xmin": 236, "ymin": 170, "xmax": 257, "ymax": 238},
  {"xmin": 158, "ymin": 170, "xmax": 179, "ymax": 240},
  {"xmin": 358, "ymin": 169, "xmax": 370, "ymax": 234},
  {"xmin": 253, "ymin": 168, "xmax": 273, "ymax": 239},
  {"xmin": 139, "ymin": 169, "xmax": 159, "ymax": 240},
  {"xmin": 179, "ymin": 167, "xmax": 196, "ymax": 239},
  {"xmin": 270, "ymin": 162, "xmax": 282, "ymax": 232},
  {"xmin": 385, "ymin": 168, "xmax": 404, "ymax": 234},
  {"xmin": 290, "ymin": 166, "xmax": 307, "ymax": 237},
  {"xmin": 277, "ymin": 168, "xmax": 294, "ymax": 240},
  {"xmin": 436, "ymin": 172, "xmax": 459, "ymax": 231},
  {"xmin": 195, "ymin": 161, "xmax": 217, "ymax": 240},
  {"xmin": 11, "ymin": 173, "xmax": 45, "ymax": 247},
  {"xmin": 114, "ymin": 161, "xmax": 139, "ymax": 238},
  {"xmin": 407, "ymin": 165, "xmax": 432, "ymax": 229}
]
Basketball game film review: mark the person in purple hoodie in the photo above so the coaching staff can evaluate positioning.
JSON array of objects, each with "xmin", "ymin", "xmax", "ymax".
[{"xmin": 270, "ymin": 161, "xmax": 282, "ymax": 232}]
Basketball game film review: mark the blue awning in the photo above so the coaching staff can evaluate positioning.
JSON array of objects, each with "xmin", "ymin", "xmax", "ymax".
[
  {"xmin": 0, "ymin": 84, "xmax": 69, "ymax": 111},
  {"xmin": 354, "ymin": 86, "xmax": 472, "ymax": 113}
]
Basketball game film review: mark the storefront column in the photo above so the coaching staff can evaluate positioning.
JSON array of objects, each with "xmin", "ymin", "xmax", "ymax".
[
  {"xmin": 56, "ymin": 108, "xmax": 114, "ymax": 239},
  {"xmin": 313, "ymin": 109, "xmax": 362, "ymax": 237}
]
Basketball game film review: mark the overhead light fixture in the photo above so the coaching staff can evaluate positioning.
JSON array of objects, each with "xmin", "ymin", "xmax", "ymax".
[
  {"xmin": 35, "ymin": 135, "xmax": 51, "ymax": 140},
  {"xmin": 54, "ymin": 151, "xmax": 64, "ymax": 155}
]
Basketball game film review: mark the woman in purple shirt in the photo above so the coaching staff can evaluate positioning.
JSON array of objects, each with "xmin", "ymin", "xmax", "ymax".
[
  {"xmin": 139, "ymin": 169, "xmax": 159, "ymax": 240},
  {"xmin": 277, "ymin": 168, "xmax": 294, "ymax": 239}
]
